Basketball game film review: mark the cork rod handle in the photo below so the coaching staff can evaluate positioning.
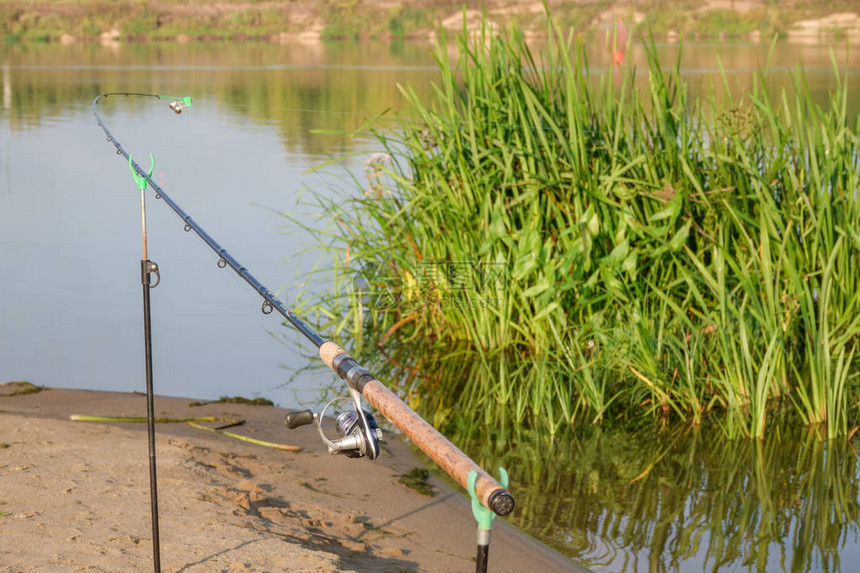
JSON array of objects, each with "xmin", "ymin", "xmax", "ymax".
[
  {"xmin": 363, "ymin": 379, "xmax": 514, "ymax": 515},
  {"xmin": 318, "ymin": 341, "xmax": 514, "ymax": 516}
]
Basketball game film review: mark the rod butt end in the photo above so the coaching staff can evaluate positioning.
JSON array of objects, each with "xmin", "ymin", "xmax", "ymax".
[{"xmin": 489, "ymin": 490, "xmax": 515, "ymax": 516}]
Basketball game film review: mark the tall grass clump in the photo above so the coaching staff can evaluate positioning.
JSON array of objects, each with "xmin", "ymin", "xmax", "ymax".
[{"xmin": 297, "ymin": 20, "xmax": 860, "ymax": 439}]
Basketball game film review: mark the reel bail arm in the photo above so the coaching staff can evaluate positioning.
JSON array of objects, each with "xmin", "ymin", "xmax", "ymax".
[{"xmin": 284, "ymin": 387, "xmax": 383, "ymax": 459}]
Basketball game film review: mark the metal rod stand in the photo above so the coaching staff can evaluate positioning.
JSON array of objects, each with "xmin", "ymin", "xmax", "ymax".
[
  {"xmin": 141, "ymin": 258, "xmax": 161, "ymax": 573},
  {"xmin": 476, "ymin": 528, "xmax": 490, "ymax": 573},
  {"xmin": 130, "ymin": 150, "xmax": 162, "ymax": 573}
]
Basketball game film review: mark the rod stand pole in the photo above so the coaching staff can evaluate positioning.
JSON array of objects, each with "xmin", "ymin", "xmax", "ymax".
[
  {"xmin": 141, "ymin": 258, "xmax": 161, "ymax": 573},
  {"xmin": 476, "ymin": 528, "xmax": 491, "ymax": 573}
]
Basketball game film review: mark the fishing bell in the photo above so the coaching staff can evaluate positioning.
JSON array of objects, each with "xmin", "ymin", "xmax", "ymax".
[{"xmin": 169, "ymin": 100, "xmax": 183, "ymax": 114}]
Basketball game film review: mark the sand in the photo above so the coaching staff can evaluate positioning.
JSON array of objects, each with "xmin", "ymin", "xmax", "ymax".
[{"xmin": 0, "ymin": 387, "xmax": 580, "ymax": 572}]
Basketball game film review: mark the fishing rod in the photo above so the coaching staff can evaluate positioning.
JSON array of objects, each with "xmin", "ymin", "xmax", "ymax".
[{"xmin": 93, "ymin": 92, "xmax": 514, "ymax": 572}]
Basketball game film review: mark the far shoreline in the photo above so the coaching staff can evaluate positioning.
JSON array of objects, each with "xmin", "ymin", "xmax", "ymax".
[{"xmin": 4, "ymin": 1, "xmax": 860, "ymax": 47}]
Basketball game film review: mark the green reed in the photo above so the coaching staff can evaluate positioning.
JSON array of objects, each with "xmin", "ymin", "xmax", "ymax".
[{"xmin": 296, "ymin": 19, "xmax": 860, "ymax": 438}]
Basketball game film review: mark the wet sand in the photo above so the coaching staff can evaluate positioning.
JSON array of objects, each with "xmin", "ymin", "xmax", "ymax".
[{"xmin": 0, "ymin": 387, "xmax": 581, "ymax": 572}]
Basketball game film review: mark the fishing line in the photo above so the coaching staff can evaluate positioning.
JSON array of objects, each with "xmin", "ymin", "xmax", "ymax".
[
  {"xmin": 4, "ymin": 139, "xmax": 10, "ymax": 195},
  {"xmin": 262, "ymin": 118, "xmax": 343, "ymax": 202},
  {"xmin": 259, "ymin": 116, "xmax": 396, "ymax": 241},
  {"xmin": 245, "ymin": 101, "xmax": 609, "ymax": 140},
  {"xmin": 255, "ymin": 110, "xmax": 413, "ymax": 304}
]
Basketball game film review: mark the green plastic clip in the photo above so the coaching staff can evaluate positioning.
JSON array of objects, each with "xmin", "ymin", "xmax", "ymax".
[
  {"xmin": 468, "ymin": 468, "xmax": 509, "ymax": 531},
  {"xmin": 158, "ymin": 95, "xmax": 193, "ymax": 108},
  {"xmin": 159, "ymin": 94, "xmax": 193, "ymax": 114},
  {"xmin": 129, "ymin": 153, "xmax": 154, "ymax": 191}
]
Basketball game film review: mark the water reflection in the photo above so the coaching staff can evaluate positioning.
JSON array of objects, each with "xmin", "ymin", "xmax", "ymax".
[
  {"xmin": 3, "ymin": 38, "xmax": 860, "ymax": 149},
  {"xmin": 458, "ymin": 425, "xmax": 860, "ymax": 572},
  {"xmin": 352, "ymin": 330, "xmax": 860, "ymax": 571},
  {"xmin": 0, "ymin": 41, "xmax": 442, "ymax": 407},
  {"xmin": 0, "ymin": 41, "xmax": 440, "ymax": 156}
]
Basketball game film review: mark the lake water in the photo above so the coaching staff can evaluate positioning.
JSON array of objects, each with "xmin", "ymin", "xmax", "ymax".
[
  {"xmin": 1, "ymin": 40, "xmax": 441, "ymax": 407},
  {"xmin": 2, "ymin": 37, "xmax": 860, "ymax": 571}
]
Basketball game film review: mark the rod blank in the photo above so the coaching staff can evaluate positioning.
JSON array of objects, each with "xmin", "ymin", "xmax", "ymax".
[{"xmin": 93, "ymin": 92, "xmax": 515, "ymax": 517}]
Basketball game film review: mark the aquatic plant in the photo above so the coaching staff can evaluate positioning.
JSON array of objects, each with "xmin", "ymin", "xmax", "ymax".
[{"xmin": 297, "ymin": 19, "xmax": 860, "ymax": 438}]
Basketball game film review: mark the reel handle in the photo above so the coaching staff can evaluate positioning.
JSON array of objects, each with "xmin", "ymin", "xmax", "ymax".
[{"xmin": 284, "ymin": 409, "xmax": 315, "ymax": 429}]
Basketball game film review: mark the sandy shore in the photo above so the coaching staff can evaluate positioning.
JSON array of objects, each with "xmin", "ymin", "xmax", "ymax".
[{"xmin": 0, "ymin": 386, "xmax": 580, "ymax": 572}]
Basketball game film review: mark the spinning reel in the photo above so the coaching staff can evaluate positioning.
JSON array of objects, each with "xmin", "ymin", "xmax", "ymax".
[{"xmin": 284, "ymin": 387, "xmax": 383, "ymax": 459}]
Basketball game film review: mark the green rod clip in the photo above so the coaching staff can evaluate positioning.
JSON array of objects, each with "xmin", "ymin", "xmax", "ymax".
[
  {"xmin": 158, "ymin": 94, "xmax": 193, "ymax": 113},
  {"xmin": 468, "ymin": 467, "xmax": 509, "ymax": 531},
  {"xmin": 157, "ymin": 94, "xmax": 193, "ymax": 107},
  {"xmin": 129, "ymin": 153, "xmax": 154, "ymax": 192}
]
